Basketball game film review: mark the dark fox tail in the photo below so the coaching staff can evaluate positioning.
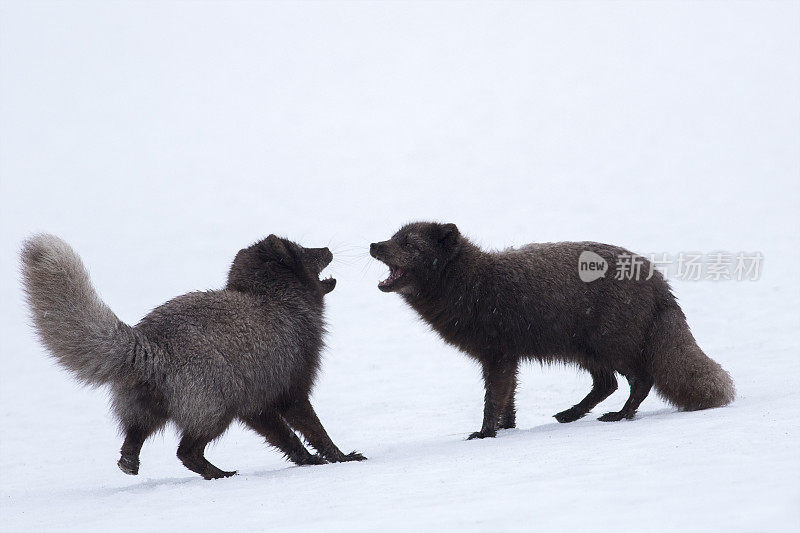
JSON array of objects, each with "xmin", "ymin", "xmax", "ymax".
[
  {"xmin": 647, "ymin": 306, "xmax": 735, "ymax": 410},
  {"xmin": 20, "ymin": 234, "xmax": 152, "ymax": 386}
]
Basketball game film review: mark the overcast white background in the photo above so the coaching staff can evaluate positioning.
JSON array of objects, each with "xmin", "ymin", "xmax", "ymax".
[{"xmin": 1, "ymin": 1, "xmax": 798, "ymax": 531}]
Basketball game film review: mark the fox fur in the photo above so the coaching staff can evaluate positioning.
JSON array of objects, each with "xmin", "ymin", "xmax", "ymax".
[
  {"xmin": 21, "ymin": 234, "xmax": 364, "ymax": 479},
  {"xmin": 370, "ymin": 222, "xmax": 735, "ymax": 439}
]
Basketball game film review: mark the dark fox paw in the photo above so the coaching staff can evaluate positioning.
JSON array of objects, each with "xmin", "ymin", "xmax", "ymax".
[
  {"xmin": 117, "ymin": 456, "xmax": 140, "ymax": 476},
  {"xmin": 291, "ymin": 452, "xmax": 328, "ymax": 466},
  {"xmin": 203, "ymin": 469, "xmax": 237, "ymax": 480},
  {"xmin": 467, "ymin": 429, "xmax": 497, "ymax": 440},
  {"xmin": 598, "ymin": 411, "xmax": 634, "ymax": 422},
  {"xmin": 339, "ymin": 451, "xmax": 367, "ymax": 462},
  {"xmin": 554, "ymin": 407, "xmax": 587, "ymax": 423}
]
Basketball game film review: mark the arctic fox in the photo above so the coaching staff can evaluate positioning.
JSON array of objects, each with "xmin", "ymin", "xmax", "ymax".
[
  {"xmin": 370, "ymin": 222, "xmax": 734, "ymax": 439},
  {"xmin": 21, "ymin": 234, "xmax": 364, "ymax": 479}
]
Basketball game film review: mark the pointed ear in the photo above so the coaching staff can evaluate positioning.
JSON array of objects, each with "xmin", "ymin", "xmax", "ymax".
[
  {"xmin": 264, "ymin": 234, "xmax": 291, "ymax": 262},
  {"xmin": 438, "ymin": 223, "xmax": 460, "ymax": 247}
]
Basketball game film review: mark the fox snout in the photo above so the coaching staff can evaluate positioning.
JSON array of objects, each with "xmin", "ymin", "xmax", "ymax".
[
  {"xmin": 306, "ymin": 247, "xmax": 333, "ymax": 271},
  {"xmin": 321, "ymin": 247, "xmax": 333, "ymax": 266},
  {"xmin": 369, "ymin": 242, "xmax": 385, "ymax": 259}
]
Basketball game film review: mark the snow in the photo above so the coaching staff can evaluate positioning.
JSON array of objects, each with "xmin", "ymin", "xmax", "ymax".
[{"xmin": 1, "ymin": 1, "xmax": 798, "ymax": 531}]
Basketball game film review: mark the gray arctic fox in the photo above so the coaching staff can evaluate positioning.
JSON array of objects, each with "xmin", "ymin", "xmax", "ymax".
[
  {"xmin": 21, "ymin": 234, "xmax": 365, "ymax": 479},
  {"xmin": 370, "ymin": 222, "xmax": 735, "ymax": 439}
]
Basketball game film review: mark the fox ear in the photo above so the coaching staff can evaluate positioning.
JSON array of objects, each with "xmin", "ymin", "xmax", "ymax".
[
  {"xmin": 438, "ymin": 223, "xmax": 460, "ymax": 247},
  {"xmin": 264, "ymin": 234, "xmax": 291, "ymax": 263}
]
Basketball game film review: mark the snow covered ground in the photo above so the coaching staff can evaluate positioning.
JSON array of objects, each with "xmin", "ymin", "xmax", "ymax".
[{"xmin": 1, "ymin": 1, "xmax": 798, "ymax": 531}]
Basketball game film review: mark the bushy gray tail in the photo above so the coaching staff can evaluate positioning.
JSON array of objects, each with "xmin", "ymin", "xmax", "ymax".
[
  {"xmin": 647, "ymin": 306, "xmax": 735, "ymax": 410},
  {"xmin": 20, "ymin": 234, "xmax": 150, "ymax": 386}
]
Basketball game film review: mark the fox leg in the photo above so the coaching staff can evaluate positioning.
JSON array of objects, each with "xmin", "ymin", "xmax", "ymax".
[
  {"xmin": 113, "ymin": 386, "xmax": 167, "ymax": 475},
  {"xmin": 554, "ymin": 368, "xmax": 618, "ymax": 423},
  {"xmin": 598, "ymin": 372, "xmax": 654, "ymax": 422},
  {"xmin": 118, "ymin": 424, "xmax": 162, "ymax": 475},
  {"xmin": 176, "ymin": 432, "xmax": 237, "ymax": 480},
  {"xmin": 241, "ymin": 410, "xmax": 326, "ymax": 466},
  {"xmin": 176, "ymin": 413, "xmax": 236, "ymax": 480},
  {"xmin": 280, "ymin": 397, "xmax": 365, "ymax": 463},
  {"xmin": 469, "ymin": 358, "xmax": 517, "ymax": 439},
  {"xmin": 498, "ymin": 365, "xmax": 519, "ymax": 429}
]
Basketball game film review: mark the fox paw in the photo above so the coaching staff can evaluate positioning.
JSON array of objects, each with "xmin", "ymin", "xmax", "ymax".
[
  {"xmin": 598, "ymin": 411, "xmax": 634, "ymax": 422},
  {"xmin": 467, "ymin": 430, "xmax": 496, "ymax": 440},
  {"xmin": 203, "ymin": 469, "xmax": 237, "ymax": 480},
  {"xmin": 340, "ymin": 451, "xmax": 367, "ymax": 462},
  {"xmin": 298, "ymin": 454, "xmax": 328, "ymax": 466},
  {"xmin": 554, "ymin": 407, "xmax": 587, "ymax": 423},
  {"xmin": 117, "ymin": 456, "xmax": 139, "ymax": 476}
]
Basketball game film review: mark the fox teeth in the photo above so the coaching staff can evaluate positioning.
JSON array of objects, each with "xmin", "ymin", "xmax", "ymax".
[{"xmin": 379, "ymin": 267, "xmax": 403, "ymax": 286}]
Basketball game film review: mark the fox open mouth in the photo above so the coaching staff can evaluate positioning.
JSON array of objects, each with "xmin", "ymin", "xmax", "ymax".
[
  {"xmin": 318, "ymin": 260, "xmax": 336, "ymax": 293},
  {"xmin": 320, "ymin": 275, "xmax": 336, "ymax": 292},
  {"xmin": 379, "ymin": 266, "xmax": 404, "ymax": 291}
]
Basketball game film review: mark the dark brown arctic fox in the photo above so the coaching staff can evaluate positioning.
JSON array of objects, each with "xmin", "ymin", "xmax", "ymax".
[
  {"xmin": 370, "ymin": 222, "xmax": 734, "ymax": 439},
  {"xmin": 21, "ymin": 234, "xmax": 364, "ymax": 479}
]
